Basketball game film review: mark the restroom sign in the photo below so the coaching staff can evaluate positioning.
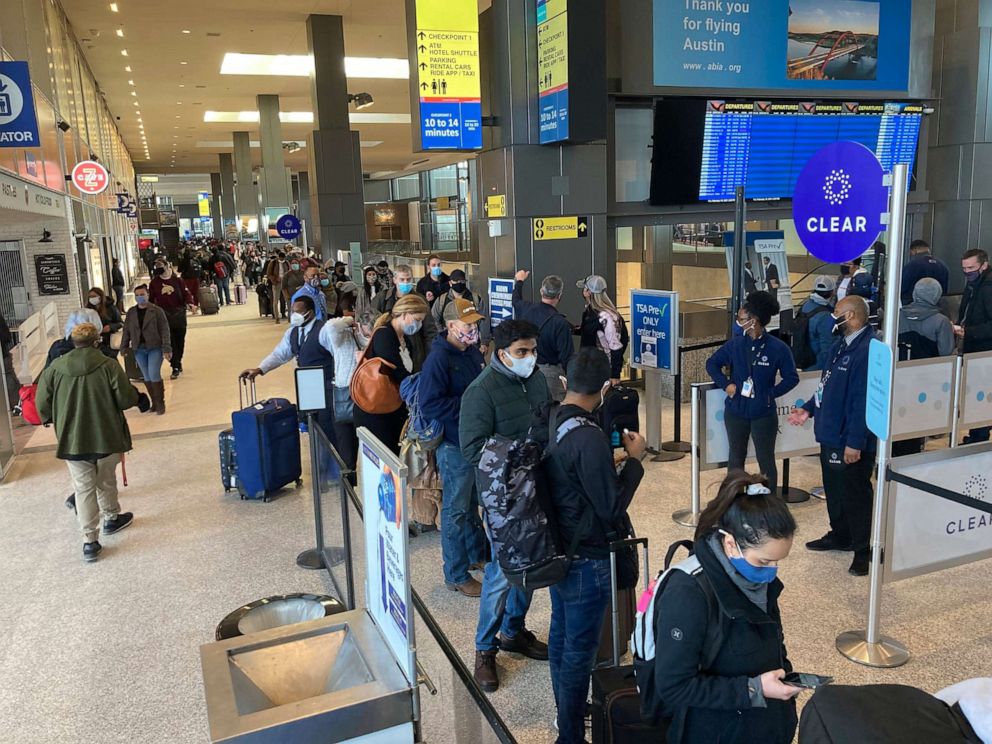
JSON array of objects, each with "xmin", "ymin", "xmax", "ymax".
[
  {"xmin": 0, "ymin": 62, "xmax": 40, "ymax": 147},
  {"xmin": 792, "ymin": 141, "xmax": 889, "ymax": 264},
  {"xmin": 71, "ymin": 160, "xmax": 110, "ymax": 195}
]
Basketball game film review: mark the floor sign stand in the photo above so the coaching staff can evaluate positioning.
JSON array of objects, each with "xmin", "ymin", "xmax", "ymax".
[{"xmin": 836, "ymin": 163, "xmax": 911, "ymax": 669}]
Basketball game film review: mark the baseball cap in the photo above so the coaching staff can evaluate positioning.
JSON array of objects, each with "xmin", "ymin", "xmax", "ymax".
[
  {"xmin": 576, "ymin": 274, "xmax": 607, "ymax": 293},
  {"xmin": 443, "ymin": 297, "xmax": 485, "ymax": 324},
  {"xmin": 813, "ymin": 275, "xmax": 836, "ymax": 292}
]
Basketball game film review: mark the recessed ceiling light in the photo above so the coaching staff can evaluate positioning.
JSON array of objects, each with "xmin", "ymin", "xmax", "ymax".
[
  {"xmin": 132, "ymin": 101, "xmax": 138, "ymax": 106},
  {"xmin": 181, "ymin": 29, "xmax": 191, "ymax": 34},
  {"xmin": 130, "ymin": 91, "xmax": 136, "ymax": 96},
  {"xmin": 179, "ymin": 84, "xmax": 185, "ymax": 88},
  {"xmin": 128, "ymin": 79, "xmax": 135, "ymax": 85},
  {"xmin": 109, "ymin": 3, "xmax": 119, "ymax": 11},
  {"xmin": 115, "ymin": 28, "xmax": 124, "ymax": 37},
  {"xmin": 175, "ymin": 115, "xmax": 180, "ymax": 118},
  {"xmin": 124, "ymin": 65, "xmax": 131, "ymax": 72},
  {"xmin": 180, "ymin": 61, "xmax": 187, "ymax": 65},
  {"xmin": 121, "ymin": 49, "xmax": 128, "ymax": 56},
  {"xmin": 219, "ymin": 53, "xmax": 409, "ymax": 80},
  {"xmin": 176, "ymin": 101, "xmax": 182, "ymax": 105}
]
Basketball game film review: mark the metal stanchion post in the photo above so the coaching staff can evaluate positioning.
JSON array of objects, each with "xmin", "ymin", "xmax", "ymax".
[
  {"xmin": 673, "ymin": 384, "xmax": 702, "ymax": 527},
  {"xmin": 647, "ymin": 368, "xmax": 685, "ymax": 463},
  {"xmin": 297, "ymin": 412, "xmax": 327, "ymax": 570},
  {"xmin": 662, "ymin": 347, "xmax": 692, "ymax": 453},
  {"xmin": 949, "ymin": 354, "xmax": 963, "ymax": 448},
  {"xmin": 836, "ymin": 163, "xmax": 910, "ymax": 668},
  {"xmin": 778, "ymin": 458, "xmax": 810, "ymax": 503}
]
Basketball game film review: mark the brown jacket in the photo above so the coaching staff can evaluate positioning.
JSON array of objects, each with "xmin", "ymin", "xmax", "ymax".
[
  {"xmin": 120, "ymin": 302, "xmax": 172, "ymax": 353},
  {"xmin": 266, "ymin": 258, "xmax": 288, "ymax": 285}
]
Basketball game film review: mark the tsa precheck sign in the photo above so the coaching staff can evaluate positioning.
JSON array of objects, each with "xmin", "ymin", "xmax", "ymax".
[
  {"xmin": 652, "ymin": 0, "xmax": 912, "ymax": 92},
  {"xmin": 0, "ymin": 61, "xmax": 40, "ymax": 147},
  {"xmin": 630, "ymin": 289, "xmax": 679, "ymax": 374}
]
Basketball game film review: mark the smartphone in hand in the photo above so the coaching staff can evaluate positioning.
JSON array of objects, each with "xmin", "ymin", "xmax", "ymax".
[{"xmin": 782, "ymin": 672, "xmax": 833, "ymax": 689}]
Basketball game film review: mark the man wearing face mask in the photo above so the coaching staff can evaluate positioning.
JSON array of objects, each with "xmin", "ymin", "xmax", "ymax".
[
  {"xmin": 241, "ymin": 296, "xmax": 341, "ymax": 451},
  {"xmin": 149, "ymin": 259, "xmax": 194, "ymax": 380},
  {"xmin": 291, "ymin": 266, "xmax": 329, "ymax": 320},
  {"xmin": 835, "ymin": 256, "xmax": 868, "ymax": 301},
  {"xmin": 282, "ymin": 256, "xmax": 306, "ymax": 310},
  {"xmin": 955, "ymin": 248, "xmax": 992, "ymax": 443},
  {"xmin": 540, "ymin": 348, "xmax": 647, "ymax": 742},
  {"xmin": 788, "ymin": 295, "xmax": 876, "ymax": 576},
  {"xmin": 265, "ymin": 251, "xmax": 289, "ymax": 323},
  {"xmin": 432, "ymin": 270, "xmax": 492, "ymax": 354},
  {"xmin": 416, "ymin": 254, "xmax": 450, "ymax": 307},
  {"xmin": 460, "ymin": 320, "xmax": 551, "ymax": 693},
  {"xmin": 419, "ymin": 298, "xmax": 489, "ymax": 596}
]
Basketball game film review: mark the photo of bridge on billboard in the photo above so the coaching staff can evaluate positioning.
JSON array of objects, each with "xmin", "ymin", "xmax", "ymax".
[{"xmin": 787, "ymin": 0, "xmax": 880, "ymax": 81}]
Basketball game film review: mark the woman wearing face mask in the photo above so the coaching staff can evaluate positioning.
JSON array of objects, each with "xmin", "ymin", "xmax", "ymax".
[
  {"xmin": 120, "ymin": 284, "xmax": 172, "ymax": 414},
  {"xmin": 317, "ymin": 272, "xmax": 338, "ymax": 317},
  {"xmin": 639, "ymin": 471, "xmax": 800, "ymax": 744},
  {"xmin": 353, "ymin": 294, "xmax": 430, "ymax": 454},
  {"xmin": 86, "ymin": 287, "xmax": 123, "ymax": 354},
  {"xmin": 705, "ymin": 291, "xmax": 799, "ymax": 494},
  {"xmin": 355, "ymin": 265, "xmax": 381, "ymax": 332}
]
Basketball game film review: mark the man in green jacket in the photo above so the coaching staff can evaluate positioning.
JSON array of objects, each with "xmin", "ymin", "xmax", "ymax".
[
  {"xmin": 460, "ymin": 319, "xmax": 551, "ymax": 693},
  {"xmin": 36, "ymin": 323, "xmax": 145, "ymax": 562}
]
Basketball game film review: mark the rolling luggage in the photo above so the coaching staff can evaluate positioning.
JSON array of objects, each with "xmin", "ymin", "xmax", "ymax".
[
  {"xmin": 234, "ymin": 284, "xmax": 248, "ymax": 305},
  {"xmin": 600, "ymin": 385, "xmax": 640, "ymax": 448},
  {"xmin": 590, "ymin": 538, "xmax": 669, "ymax": 744},
  {"xmin": 199, "ymin": 285, "xmax": 220, "ymax": 315},
  {"xmin": 231, "ymin": 378, "xmax": 302, "ymax": 501},
  {"xmin": 219, "ymin": 429, "xmax": 237, "ymax": 491},
  {"xmin": 256, "ymin": 284, "xmax": 273, "ymax": 317}
]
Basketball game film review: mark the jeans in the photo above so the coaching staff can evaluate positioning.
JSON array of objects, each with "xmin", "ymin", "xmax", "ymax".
[
  {"xmin": 820, "ymin": 446, "xmax": 875, "ymax": 552},
  {"xmin": 134, "ymin": 346, "xmax": 164, "ymax": 382},
  {"xmin": 725, "ymin": 409, "xmax": 780, "ymax": 493},
  {"xmin": 475, "ymin": 541, "xmax": 531, "ymax": 651},
  {"xmin": 549, "ymin": 558, "xmax": 612, "ymax": 744},
  {"xmin": 437, "ymin": 442, "xmax": 486, "ymax": 585},
  {"xmin": 217, "ymin": 276, "xmax": 232, "ymax": 305}
]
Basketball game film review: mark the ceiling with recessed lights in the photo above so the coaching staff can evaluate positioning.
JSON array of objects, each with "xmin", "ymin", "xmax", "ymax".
[{"xmin": 60, "ymin": 0, "xmax": 488, "ymax": 178}]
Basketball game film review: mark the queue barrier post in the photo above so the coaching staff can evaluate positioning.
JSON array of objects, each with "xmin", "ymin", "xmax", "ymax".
[
  {"xmin": 673, "ymin": 383, "xmax": 703, "ymax": 528},
  {"xmin": 296, "ymin": 412, "xmax": 327, "ymax": 570},
  {"xmin": 662, "ymin": 340, "xmax": 725, "ymax": 453},
  {"xmin": 778, "ymin": 458, "xmax": 810, "ymax": 503},
  {"xmin": 949, "ymin": 354, "xmax": 963, "ymax": 448}
]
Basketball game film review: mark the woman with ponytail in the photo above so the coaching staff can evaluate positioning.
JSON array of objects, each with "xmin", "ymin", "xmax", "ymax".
[{"xmin": 642, "ymin": 471, "xmax": 801, "ymax": 744}]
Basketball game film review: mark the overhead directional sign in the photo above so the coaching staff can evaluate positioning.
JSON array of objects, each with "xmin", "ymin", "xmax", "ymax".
[
  {"xmin": 488, "ymin": 277, "xmax": 514, "ymax": 330},
  {"xmin": 0, "ymin": 62, "xmax": 40, "ymax": 148},
  {"xmin": 411, "ymin": 0, "xmax": 482, "ymax": 151},
  {"xmin": 538, "ymin": 0, "xmax": 569, "ymax": 143},
  {"xmin": 71, "ymin": 160, "xmax": 109, "ymax": 195},
  {"xmin": 533, "ymin": 215, "xmax": 588, "ymax": 241}
]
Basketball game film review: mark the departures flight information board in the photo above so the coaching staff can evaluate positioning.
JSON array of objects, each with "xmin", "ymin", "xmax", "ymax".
[{"xmin": 699, "ymin": 101, "xmax": 922, "ymax": 202}]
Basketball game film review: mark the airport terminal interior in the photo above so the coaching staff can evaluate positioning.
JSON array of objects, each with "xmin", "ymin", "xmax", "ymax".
[{"xmin": 1, "ymin": 1, "xmax": 991, "ymax": 743}]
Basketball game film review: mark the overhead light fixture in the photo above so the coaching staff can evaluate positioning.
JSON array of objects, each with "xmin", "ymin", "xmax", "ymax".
[
  {"xmin": 121, "ymin": 49, "xmax": 128, "ymax": 56},
  {"xmin": 180, "ymin": 61, "xmax": 188, "ymax": 65},
  {"xmin": 179, "ymin": 84, "xmax": 185, "ymax": 88},
  {"xmin": 124, "ymin": 65, "xmax": 132, "ymax": 72},
  {"xmin": 202, "ymin": 110, "xmax": 410, "ymax": 124},
  {"xmin": 109, "ymin": 3, "xmax": 119, "ymax": 11},
  {"xmin": 116, "ymin": 28, "xmax": 124, "ymax": 37},
  {"xmin": 219, "ymin": 53, "xmax": 409, "ymax": 79},
  {"xmin": 132, "ymin": 101, "xmax": 138, "ymax": 106},
  {"xmin": 38, "ymin": 229, "xmax": 53, "ymax": 243},
  {"xmin": 348, "ymin": 92, "xmax": 374, "ymax": 110},
  {"xmin": 128, "ymin": 79, "xmax": 135, "ymax": 85},
  {"xmin": 130, "ymin": 91, "xmax": 137, "ymax": 96},
  {"xmin": 181, "ymin": 29, "xmax": 191, "ymax": 34}
]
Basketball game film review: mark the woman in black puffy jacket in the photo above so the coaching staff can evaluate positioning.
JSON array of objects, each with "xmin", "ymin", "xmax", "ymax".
[{"xmin": 640, "ymin": 471, "xmax": 801, "ymax": 743}]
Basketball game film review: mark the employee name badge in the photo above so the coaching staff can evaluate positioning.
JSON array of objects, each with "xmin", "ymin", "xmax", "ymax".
[
  {"xmin": 741, "ymin": 378, "xmax": 755, "ymax": 399},
  {"xmin": 815, "ymin": 380, "xmax": 824, "ymax": 408}
]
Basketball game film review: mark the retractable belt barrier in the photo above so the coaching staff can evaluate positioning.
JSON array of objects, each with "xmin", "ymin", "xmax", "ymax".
[{"xmin": 887, "ymin": 466, "xmax": 992, "ymax": 517}]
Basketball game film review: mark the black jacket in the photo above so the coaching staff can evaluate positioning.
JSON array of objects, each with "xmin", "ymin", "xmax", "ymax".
[
  {"xmin": 538, "ymin": 403, "xmax": 644, "ymax": 559},
  {"xmin": 645, "ymin": 536, "xmax": 797, "ymax": 744},
  {"xmin": 512, "ymin": 280, "xmax": 574, "ymax": 368},
  {"xmin": 959, "ymin": 270, "xmax": 992, "ymax": 353},
  {"xmin": 417, "ymin": 273, "xmax": 450, "ymax": 306}
]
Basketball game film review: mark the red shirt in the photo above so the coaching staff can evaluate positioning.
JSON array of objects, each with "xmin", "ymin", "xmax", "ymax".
[{"xmin": 150, "ymin": 274, "xmax": 191, "ymax": 311}]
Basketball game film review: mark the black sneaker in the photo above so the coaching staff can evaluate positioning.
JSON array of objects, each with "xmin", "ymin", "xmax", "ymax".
[
  {"xmin": 805, "ymin": 532, "xmax": 853, "ymax": 552},
  {"xmin": 103, "ymin": 512, "xmax": 134, "ymax": 535},
  {"xmin": 498, "ymin": 628, "xmax": 549, "ymax": 660},
  {"xmin": 170, "ymin": 369, "xmax": 181, "ymax": 380},
  {"xmin": 83, "ymin": 541, "xmax": 102, "ymax": 562},
  {"xmin": 65, "ymin": 493, "xmax": 76, "ymax": 512}
]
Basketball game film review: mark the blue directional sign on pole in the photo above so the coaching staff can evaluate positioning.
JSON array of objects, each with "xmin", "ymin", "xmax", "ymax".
[
  {"xmin": 630, "ymin": 289, "xmax": 679, "ymax": 374},
  {"xmin": 275, "ymin": 214, "xmax": 302, "ymax": 240},
  {"xmin": 866, "ymin": 337, "xmax": 893, "ymax": 441},
  {"xmin": 0, "ymin": 62, "xmax": 40, "ymax": 148},
  {"xmin": 488, "ymin": 277, "xmax": 514, "ymax": 331}
]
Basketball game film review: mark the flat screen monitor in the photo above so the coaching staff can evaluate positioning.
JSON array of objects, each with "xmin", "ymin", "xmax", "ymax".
[{"xmin": 649, "ymin": 98, "xmax": 923, "ymax": 206}]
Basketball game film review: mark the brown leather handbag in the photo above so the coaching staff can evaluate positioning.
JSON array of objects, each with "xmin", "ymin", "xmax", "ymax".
[{"xmin": 350, "ymin": 329, "xmax": 403, "ymax": 414}]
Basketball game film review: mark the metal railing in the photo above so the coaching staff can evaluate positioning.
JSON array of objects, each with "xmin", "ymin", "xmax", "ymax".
[{"xmin": 307, "ymin": 426, "xmax": 517, "ymax": 744}]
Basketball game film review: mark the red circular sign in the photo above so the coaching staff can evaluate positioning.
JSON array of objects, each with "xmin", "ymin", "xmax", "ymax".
[{"xmin": 71, "ymin": 160, "xmax": 110, "ymax": 195}]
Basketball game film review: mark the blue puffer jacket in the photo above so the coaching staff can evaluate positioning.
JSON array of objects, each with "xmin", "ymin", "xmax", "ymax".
[{"xmin": 418, "ymin": 334, "xmax": 485, "ymax": 446}]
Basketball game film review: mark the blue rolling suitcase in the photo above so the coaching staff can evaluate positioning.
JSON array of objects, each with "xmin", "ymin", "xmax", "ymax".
[{"xmin": 231, "ymin": 378, "xmax": 303, "ymax": 501}]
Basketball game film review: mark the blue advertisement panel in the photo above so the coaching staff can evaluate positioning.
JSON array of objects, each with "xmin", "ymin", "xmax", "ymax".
[
  {"xmin": 630, "ymin": 289, "xmax": 679, "ymax": 374},
  {"xmin": 0, "ymin": 61, "xmax": 40, "ymax": 148},
  {"xmin": 420, "ymin": 101, "xmax": 482, "ymax": 150},
  {"xmin": 538, "ymin": 0, "xmax": 569, "ymax": 144},
  {"xmin": 488, "ymin": 278, "xmax": 514, "ymax": 330},
  {"xmin": 653, "ymin": 0, "xmax": 911, "ymax": 93}
]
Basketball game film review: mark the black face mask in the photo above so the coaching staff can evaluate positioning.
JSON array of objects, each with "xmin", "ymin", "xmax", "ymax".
[
  {"xmin": 451, "ymin": 282, "xmax": 467, "ymax": 294},
  {"xmin": 154, "ymin": 267, "xmax": 166, "ymax": 275},
  {"xmin": 840, "ymin": 265, "xmax": 851, "ymax": 276}
]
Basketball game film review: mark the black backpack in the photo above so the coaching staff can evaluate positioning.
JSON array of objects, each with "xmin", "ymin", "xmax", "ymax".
[
  {"xmin": 897, "ymin": 330, "xmax": 940, "ymax": 361},
  {"xmin": 600, "ymin": 384, "xmax": 640, "ymax": 448},
  {"xmin": 791, "ymin": 304, "xmax": 831, "ymax": 369}
]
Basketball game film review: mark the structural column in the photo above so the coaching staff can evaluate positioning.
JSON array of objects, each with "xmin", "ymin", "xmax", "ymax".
[
  {"xmin": 210, "ymin": 172, "xmax": 223, "ymax": 238},
  {"xmin": 218, "ymin": 152, "xmax": 236, "ymax": 238},
  {"xmin": 305, "ymin": 14, "xmax": 368, "ymax": 260},
  {"xmin": 232, "ymin": 131, "xmax": 256, "ymax": 232},
  {"xmin": 257, "ymin": 95, "xmax": 294, "ymax": 247}
]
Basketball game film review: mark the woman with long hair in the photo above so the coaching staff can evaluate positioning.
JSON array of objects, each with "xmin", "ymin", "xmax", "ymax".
[
  {"xmin": 353, "ymin": 294, "xmax": 429, "ymax": 454},
  {"xmin": 577, "ymin": 274, "xmax": 627, "ymax": 384},
  {"xmin": 86, "ymin": 287, "xmax": 123, "ymax": 354},
  {"xmin": 355, "ymin": 265, "xmax": 381, "ymax": 333},
  {"xmin": 640, "ymin": 471, "xmax": 801, "ymax": 744}
]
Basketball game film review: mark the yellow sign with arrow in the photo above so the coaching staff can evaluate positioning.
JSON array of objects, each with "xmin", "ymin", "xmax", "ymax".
[{"xmin": 533, "ymin": 215, "xmax": 588, "ymax": 241}]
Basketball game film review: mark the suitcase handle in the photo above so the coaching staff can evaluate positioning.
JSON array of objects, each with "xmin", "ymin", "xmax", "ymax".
[
  {"xmin": 239, "ymin": 376, "xmax": 258, "ymax": 409},
  {"xmin": 609, "ymin": 537, "xmax": 650, "ymax": 668}
]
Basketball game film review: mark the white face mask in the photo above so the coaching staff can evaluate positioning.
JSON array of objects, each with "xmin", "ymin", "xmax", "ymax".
[
  {"xmin": 290, "ymin": 312, "xmax": 310, "ymax": 328},
  {"xmin": 88, "ymin": 297, "xmax": 101, "ymax": 307},
  {"xmin": 502, "ymin": 351, "xmax": 537, "ymax": 378}
]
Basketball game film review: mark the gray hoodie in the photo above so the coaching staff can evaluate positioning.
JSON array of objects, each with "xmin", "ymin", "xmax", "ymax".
[{"xmin": 897, "ymin": 278, "xmax": 955, "ymax": 357}]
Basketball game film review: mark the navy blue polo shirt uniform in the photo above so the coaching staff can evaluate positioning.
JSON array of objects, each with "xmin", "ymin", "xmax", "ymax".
[
  {"xmin": 706, "ymin": 332, "xmax": 799, "ymax": 493},
  {"xmin": 801, "ymin": 326, "xmax": 876, "ymax": 553}
]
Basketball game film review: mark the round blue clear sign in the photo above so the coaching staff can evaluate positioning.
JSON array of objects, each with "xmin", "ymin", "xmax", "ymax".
[
  {"xmin": 792, "ymin": 141, "xmax": 888, "ymax": 264},
  {"xmin": 275, "ymin": 214, "xmax": 301, "ymax": 240}
]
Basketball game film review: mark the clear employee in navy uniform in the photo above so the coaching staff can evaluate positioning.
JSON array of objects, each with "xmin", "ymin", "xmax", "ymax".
[
  {"xmin": 240, "ymin": 295, "xmax": 343, "ymax": 460},
  {"xmin": 706, "ymin": 291, "xmax": 799, "ymax": 494},
  {"xmin": 788, "ymin": 296, "xmax": 876, "ymax": 577}
]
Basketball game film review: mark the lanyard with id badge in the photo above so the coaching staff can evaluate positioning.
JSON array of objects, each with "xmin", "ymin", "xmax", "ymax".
[
  {"xmin": 741, "ymin": 337, "xmax": 767, "ymax": 399},
  {"xmin": 816, "ymin": 342, "xmax": 847, "ymax": 408}
]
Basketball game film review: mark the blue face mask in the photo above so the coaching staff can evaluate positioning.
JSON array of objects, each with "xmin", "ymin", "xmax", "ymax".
[
  {"xmin": 398, "ymin": 282, "xmax": 414, "ymax": 295},
  {"xmin": 430, "ymin": 266, "xmax": 442, "ymax": 277},
  {"xmin": 721, "ymin": 531, "xmax": 778, "ymax": 584}
]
